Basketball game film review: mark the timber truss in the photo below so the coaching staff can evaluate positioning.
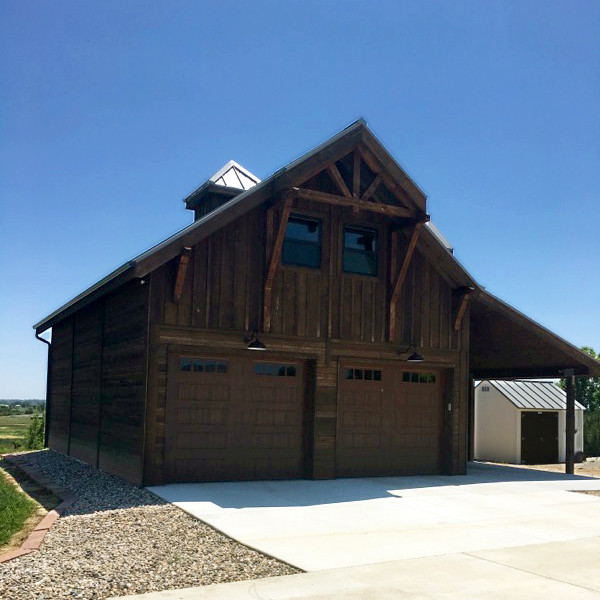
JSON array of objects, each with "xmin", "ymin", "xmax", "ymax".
[{"xmin": 262, "ymin": 148, "xmax": 430, "ymax": 337}]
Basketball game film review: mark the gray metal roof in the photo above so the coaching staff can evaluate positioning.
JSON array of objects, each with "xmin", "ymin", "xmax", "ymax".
[
  {"xmin": 208, "ymin": 160, "xmax": 260, "ymax": 190},
  {"xmin": 484, "ymin": 380, "xmax": 585, "ymax": 411}
]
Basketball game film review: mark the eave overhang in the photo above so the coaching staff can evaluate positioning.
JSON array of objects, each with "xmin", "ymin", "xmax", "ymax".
[{"xmin": 470, "ymin": 289, "xmax": 600, "ymax": 378}]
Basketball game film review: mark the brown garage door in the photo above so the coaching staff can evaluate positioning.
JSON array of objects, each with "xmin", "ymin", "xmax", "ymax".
[
  {"xmin": 337, "ymin": 363, "xmax": 444, "ymax": 477},
  {"xmin": 165, "ymin": 354, "xmax": 305, "ymax": 482}
]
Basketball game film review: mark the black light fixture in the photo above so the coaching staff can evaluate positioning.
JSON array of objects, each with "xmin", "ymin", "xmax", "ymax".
[
  {"xmin": 246, "ymin": 331, "xmax": 267, "ymax": 351},
  {"xmin": 406, "ymin": 345, "xmax": 424, "ymax": 363}
]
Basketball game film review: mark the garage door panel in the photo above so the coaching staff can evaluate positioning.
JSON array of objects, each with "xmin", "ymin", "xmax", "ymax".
[
  {"xmin": 337, "ymin": 364, "xmax": 444, "ymax": 477},
  {"xmin": 166, "ymin": 355, "xmax": 305, "ymax": 482}
]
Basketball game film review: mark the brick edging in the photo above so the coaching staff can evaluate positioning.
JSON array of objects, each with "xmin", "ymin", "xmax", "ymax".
[{"xmin": 0, "ymin": 454, "xmax": 76, "ymax": 563}]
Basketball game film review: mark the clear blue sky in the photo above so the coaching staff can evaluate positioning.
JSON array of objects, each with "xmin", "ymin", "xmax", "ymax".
[{"xmin": 1, "ymin": 1, "xmax": 598, "ymax": 398}]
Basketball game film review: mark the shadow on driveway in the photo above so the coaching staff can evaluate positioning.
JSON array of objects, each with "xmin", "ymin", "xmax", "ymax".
[{"xmin": 149, "ymin": 461, "xmax": 599, "ymax": 509}]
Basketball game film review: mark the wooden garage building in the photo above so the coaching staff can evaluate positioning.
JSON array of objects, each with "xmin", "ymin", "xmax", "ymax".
[{"xmin": 34, "ymin": 120, "xmax": 600, "ymax": 486}]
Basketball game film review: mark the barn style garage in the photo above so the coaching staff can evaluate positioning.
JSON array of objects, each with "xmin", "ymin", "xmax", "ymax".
[{"xmin": 34, "ymin": 120, "xmax": 600, "ymax": 486}]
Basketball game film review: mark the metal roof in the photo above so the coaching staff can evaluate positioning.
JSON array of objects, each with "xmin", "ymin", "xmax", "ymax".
[
  {"xmin": 209, "ymin": 160, "xmax": 260, "ymax": 190},
  {"xmin": 483, "ymin": 380, "xmax": 585, "ymax": 410}
]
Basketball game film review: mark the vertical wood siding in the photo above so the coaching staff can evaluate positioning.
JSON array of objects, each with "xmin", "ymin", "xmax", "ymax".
[
  {"xmin": 47, "ymin": 280, "xmax": 149, "ymax": 485},
  {"xmin": 48, "ymin": 318, "xmax": 73, "ymax": 454}
]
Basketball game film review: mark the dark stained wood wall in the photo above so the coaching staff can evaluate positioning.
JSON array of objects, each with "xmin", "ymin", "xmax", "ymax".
[
  {"xmin": 47, "ymin": 280, "xmax": 149, "ymax": 485},
  {"xmin": 147, "ymin": 197, "xmax": 456, "ymax": 349},
  {"xmin": 69, "ymin": 304, "xmax": 103, "ymax": 465},
  {"xmin": 142, "ymin": 191, "xmax": 468, "ymax": 484},
  {"xmin": 47, "ymin": 318, "xmax": 73, "ymax": 454}
]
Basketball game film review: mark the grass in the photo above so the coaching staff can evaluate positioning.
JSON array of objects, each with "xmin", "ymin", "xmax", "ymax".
[
  {"xmin": 0, "ymin": 414, "xmax": 33, "ymax": 454},
  {"xmin": 0, "ymin": 468, "xmax": 37, "ymax": 549}
]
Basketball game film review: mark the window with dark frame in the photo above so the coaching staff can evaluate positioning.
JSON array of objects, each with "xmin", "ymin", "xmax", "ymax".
[
  {"xmin": 180, "ymin": 358, "xmax": 228, "ymax": 373},
  {"xmin": 282, "ymin": 215, "xmax": 322, "ymax": 269},
  {"xmin": 344, "ymin": 368, "xmax": 382, "ymax": 381},
  {"xmin": 343, "ymin": 226, "xmax": 378, "ymax": 276},
  {"xmin": 402, "ymin": 372, "xmax": 436, "ymax": 384},
  {"xmin": 254, "ymin": 362, "xmax": 297, "ymax": 377}
]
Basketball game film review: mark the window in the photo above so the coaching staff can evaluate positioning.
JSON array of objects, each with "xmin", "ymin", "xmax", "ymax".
[
  {"xmin": 481, "ymin": 385, "xmax": 490, "ymax": 392},
  {"xmin": 402, "ymin": 372, "xmax": 436, "ymax": 384},
  {"xmin": 282, "ymin": 216, "xmax": 321, "ymax": 268},
  {"xmin": 344, "ymin": 368, "xmax": 382, "ymax": 381},
  {"xmin": 254, "ymin": 362, "xmax": 297, "ymax": 377},
  {"xmin": 343, "ymin": 227, "xmax": 378, "ymax": 276},
  {"xmin": 180, "ymin": 358, "xmax": 228, "ymax": 373}
]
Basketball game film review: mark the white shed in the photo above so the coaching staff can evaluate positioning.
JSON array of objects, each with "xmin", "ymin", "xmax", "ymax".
[{"xmin": 474, "ymin": 380, "xmax": 585, "ymax": 464}]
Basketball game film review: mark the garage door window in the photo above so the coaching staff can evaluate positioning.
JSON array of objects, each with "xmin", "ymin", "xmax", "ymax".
[
  {"xmin": 344, "ymin": 368, "xmax": 382, "ymax": 381},
  {"xmin": 402, "ymin": 372, "xmax": 436, "ymax": 383},
  {"xmin": 180, "ymin": 358, "xmax": 229, "ymax": 373},
  {"xmin": 254, "ymin": 363, "xmax": 297, "ymax": 377}
]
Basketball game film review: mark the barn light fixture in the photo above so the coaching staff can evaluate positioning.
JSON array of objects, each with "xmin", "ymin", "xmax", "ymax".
[
  {"xmin": 246, "ymin": 331, "xmax": 267, "ymax": 351},
  {"xmin": 406, "ymin": 346, "xmax": 424, "ymax": 363}
]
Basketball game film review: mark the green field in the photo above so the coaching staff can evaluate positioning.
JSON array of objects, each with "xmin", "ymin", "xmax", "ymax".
[
  {"xmin": 0, "ymin": 414, "xmax": 33, "ymax": 453},
  {"xmin": 0, "ymin": 469, "xmax": 37, "ymax": 548}
]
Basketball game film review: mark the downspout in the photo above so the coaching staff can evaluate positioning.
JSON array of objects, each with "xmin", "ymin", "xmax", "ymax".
[{"xmin": 35, "ymin": 330, "xmax": 52, "ymax": 447}]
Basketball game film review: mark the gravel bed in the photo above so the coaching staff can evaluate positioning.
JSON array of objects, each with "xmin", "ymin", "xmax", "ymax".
[{"xmin": 0, "ymin": 450, "xmax": 300, "ymax": 600}]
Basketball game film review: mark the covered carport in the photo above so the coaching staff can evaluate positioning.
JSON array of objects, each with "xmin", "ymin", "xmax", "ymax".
[{"xmin": 469, "ymin": 289, "xmax": 600, "ymax": 472}]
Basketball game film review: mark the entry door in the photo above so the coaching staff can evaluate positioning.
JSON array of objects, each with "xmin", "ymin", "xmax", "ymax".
[
  {"xmin": 165, "ymin": 354, "xmax": 305, "ymax": 482},
  {"xmin": 521, "ymin": 412, "xmax": 558, "ymax": 464}
]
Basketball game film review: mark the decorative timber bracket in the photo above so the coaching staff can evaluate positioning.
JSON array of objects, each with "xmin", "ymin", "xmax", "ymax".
[
  {"xmin": 453, "ymin": 287, "xmax": 473, "ymax": 331},
  {"xmin": 173, "ymin": 246, "xmax": 192, "ymax": 303},
  {"xmin": 263, "ymin": 192, "xmax": 293, "ymax": 332},
  {"xmin": 388, "ymin": 216, "xmax": 430, "ymax": 341}
]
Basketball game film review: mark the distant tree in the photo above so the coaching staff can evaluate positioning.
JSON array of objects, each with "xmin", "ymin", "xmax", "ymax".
[
  {"xmin": 24, "ymin": 407, "xmax": 45, "ymax": 450},
  {"xmin": 559, "ymin": 347, "xmax": 600, "ymax": 456}
]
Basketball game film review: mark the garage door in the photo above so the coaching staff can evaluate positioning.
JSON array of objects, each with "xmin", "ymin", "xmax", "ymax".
[
  {"xmin": 165, "ymin": 354, "xmax": 305, "ymax": 482},
  {"xmin": 337, "ymin": 363, "xmax": 444, "ymax": 477}
]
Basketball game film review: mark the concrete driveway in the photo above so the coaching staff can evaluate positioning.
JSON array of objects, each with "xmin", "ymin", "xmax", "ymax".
[
  {"xmin": 149, "ymin": 463, "xmax": 600, "ymax": 571},
  {"xmin": 134, "ymin": 463, "xmax": 600, "ymax": 599}
]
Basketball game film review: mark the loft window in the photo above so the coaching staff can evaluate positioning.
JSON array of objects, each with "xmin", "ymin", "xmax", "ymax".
[
  {"xmin": 481, "ymin": 385, "xmax": 490, "ymax": 392},
  {"xmin": 343, "ymin": 227, "xmax": 378, "ymax": 276},
  {"xmin": 282, "ymin": 216, "xmax": 321, "ymax": 268}
]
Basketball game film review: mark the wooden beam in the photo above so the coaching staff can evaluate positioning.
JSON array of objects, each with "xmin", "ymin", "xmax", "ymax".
[
  {"xmin": 294, "ymin": 188, "xmax": 413, "ymax": 219},
  {"xmin": 361, "ymin": 173, "xmax": 382, "ymax": 202},
  {"xmin": 173, "ymin": 247, "xmax": 192, "ymax": 303},
  {"xmin": 357, "ymin": 145, "xmax": 417, "ymax": 211},
  {"xmin": 565, "ymin": 370, "xmax": 575, "ymax": 474},
  {"xmin": 327, "ymin": 164, "xmax": 352, "ymax": 198},
  {"xmin": 263, "ymin": 194, "xmax": 293, "ymax": 332},
  {"xmin": 352, "ymin": 151, "xmax": 361, "ymax": 214},
  {"xmin": 453, "ymin": 290, "xmax": 471, "ymax": 331},
  {"xmin": 389, "ymin": 221, "xmax": 424, "ymax": 341}
]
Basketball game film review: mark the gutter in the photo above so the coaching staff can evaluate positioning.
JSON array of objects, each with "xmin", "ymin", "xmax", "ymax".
[{"xmin": 35, "ymin": 331, "xmax": 52, "ymax": 448}]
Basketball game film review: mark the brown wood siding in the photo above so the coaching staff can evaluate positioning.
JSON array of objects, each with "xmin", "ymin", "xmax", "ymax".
[
  {"xmin": 69, "ymin": 304, "xmax": 103, "ymax": 465},
  {"xmin": 47, "ymin": 318, "xmax": 73, "ymax": 454},
  {"xmin": 46, "ymin": 280, "xmax": 149, "ymax": 485},
  {"xmin": 98, "ymin": 280, "xmax": 149, "ymax": 485}
]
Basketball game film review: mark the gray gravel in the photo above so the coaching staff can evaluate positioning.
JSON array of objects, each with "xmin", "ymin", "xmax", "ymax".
[{"xmin": 0, "ymin": 450, "xmax": 299, "ymax": 600}]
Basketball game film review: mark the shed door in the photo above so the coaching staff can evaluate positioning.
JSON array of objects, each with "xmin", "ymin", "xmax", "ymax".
[
  {"xmin": 337, "ymin": 364, "xmax": 444, "ymax": 476},
  {"xmin": 165, "ymin": 354, "xmax": 305, "ymax": 482},
  {"xmin": 521, "ymin": 412, "xmax": 558, "ymax": 464}
]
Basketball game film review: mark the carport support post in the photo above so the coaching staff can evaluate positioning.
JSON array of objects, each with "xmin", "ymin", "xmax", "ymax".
[{"xmin": 564, "ymin": 369, "xmax": 575, "ymax": 475}]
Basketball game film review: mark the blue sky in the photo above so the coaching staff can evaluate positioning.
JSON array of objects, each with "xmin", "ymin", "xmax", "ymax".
[{"xmin": 1, "ymin": 0, "xmax": 598, "ymax": 398}]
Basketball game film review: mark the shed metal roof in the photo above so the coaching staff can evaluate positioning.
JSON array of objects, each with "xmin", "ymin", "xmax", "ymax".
[{"xmin": 484, "ymin": 380, "xmax": 585, "ymax": 411}]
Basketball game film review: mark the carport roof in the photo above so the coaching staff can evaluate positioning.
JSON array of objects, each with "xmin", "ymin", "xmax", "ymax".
[{"xmin": 480, "ymin": 380, "xmax": 586, "ymax": 411}]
